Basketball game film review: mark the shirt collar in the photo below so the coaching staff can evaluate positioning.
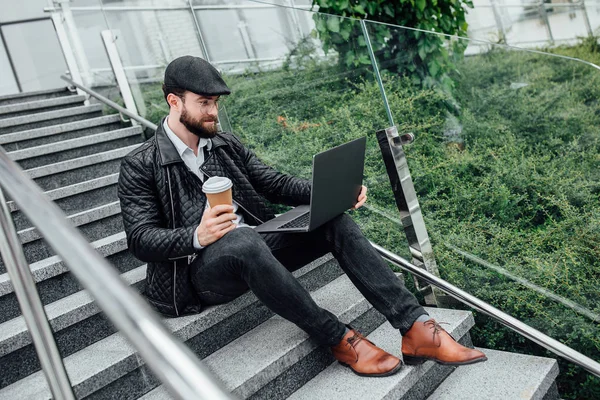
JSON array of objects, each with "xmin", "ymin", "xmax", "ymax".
[{"xmin": 163, "ymin": 117, "xmax": 212, "ymax": 158}]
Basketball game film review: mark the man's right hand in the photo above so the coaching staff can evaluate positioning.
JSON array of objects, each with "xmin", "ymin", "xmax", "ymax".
[{"xmin": 197, "ymin": 205, "xmax": 237, "ymax": 246}]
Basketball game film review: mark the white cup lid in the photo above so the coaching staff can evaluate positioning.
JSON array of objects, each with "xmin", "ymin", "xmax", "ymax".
[{"xmin": 202, "ymin": 176, "xmax": 233, "ymax": 194}]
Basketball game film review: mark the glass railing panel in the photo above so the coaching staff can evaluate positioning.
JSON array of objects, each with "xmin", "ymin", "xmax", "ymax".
[
  {"xmin": 69, "ymin": 0, "xmax": 118, "ymax": 86},
  {"xmin": 544, "ymin": 3, "xmax": 595, "ymax": 43},
  {"xmin": 363, "ymin": 17, "xmax": 600, "ymax": 398}
]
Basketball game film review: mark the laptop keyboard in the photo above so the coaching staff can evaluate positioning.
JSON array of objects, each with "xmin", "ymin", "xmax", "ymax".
[{"xmin": 278, "ymin": 212, "xmax": 310, "ymax": 230}]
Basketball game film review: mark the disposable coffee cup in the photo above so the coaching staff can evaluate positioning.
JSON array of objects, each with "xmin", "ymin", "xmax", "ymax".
[{"xmin": 202, "ymin": 176, "xmax": 233, "ymax": 208}]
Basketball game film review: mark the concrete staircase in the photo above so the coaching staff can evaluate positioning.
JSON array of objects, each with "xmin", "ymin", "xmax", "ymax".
[{"xmin": 0, "ymin": 87, "xmax": 561, "ymax": 399}]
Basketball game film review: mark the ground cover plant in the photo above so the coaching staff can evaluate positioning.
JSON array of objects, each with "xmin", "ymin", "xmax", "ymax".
[{"xmin": 141, "ymin": 38, "xmax": 600, "ymax": 398}]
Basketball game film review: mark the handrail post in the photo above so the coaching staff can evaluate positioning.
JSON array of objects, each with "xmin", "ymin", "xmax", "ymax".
[
  {"xmin": 0, "ymin": 188, "xmax": 75, "ymax": 400},
  {"xmin": 101, "ymin": 30, "xmax": 143, "ymax": 125}
]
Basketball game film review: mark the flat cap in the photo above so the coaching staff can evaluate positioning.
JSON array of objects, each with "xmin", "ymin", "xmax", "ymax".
[{"xmin": 164, "ymin": 55, "xmax": 231, "ymax": 96}]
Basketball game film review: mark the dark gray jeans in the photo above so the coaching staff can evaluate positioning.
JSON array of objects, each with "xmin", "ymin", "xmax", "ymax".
[{"xmin": 190, "ymin": 213, "xmax": 426, "ymax": 346}]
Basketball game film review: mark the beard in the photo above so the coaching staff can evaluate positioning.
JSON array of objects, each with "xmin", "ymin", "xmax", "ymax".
[{"xmin": 179, "ymin": 105, "xmax": 218, "ymax": 138}]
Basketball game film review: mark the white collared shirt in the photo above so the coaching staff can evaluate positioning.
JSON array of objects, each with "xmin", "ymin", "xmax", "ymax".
[{"xmin": 163, "ymin": 118, "xmax": 248, "ymax": 250}]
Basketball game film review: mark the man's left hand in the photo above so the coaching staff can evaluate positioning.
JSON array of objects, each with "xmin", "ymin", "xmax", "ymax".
[{"xmin": 352, "ymin": 185, "xmax": 368, "ymax": 210}]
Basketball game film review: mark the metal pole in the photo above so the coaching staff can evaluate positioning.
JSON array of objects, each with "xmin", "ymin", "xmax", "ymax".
[
  {"xmin": 0, "ymin": 188, "xmax": 75, "ymax": 400},
  {"xmin": 539, "ymin": 1, "xmax": 555, "ymax": 45},
  {"xmin": 360, "ymin": 19, "xmax": 394, "ymax": 127},
  {"xmin": 60, "ymin": 75, "xmax": 157, "ymax": 130},
  {"xmin": 490, "ymin": 0, "xmax": 507, "ymax": 43},
  {"xmin": 101, "ymin": 30, "xmax": 142, "ymax": 125},
  {"xmin": 49, "ymin": 7, "xmax": 86, "ymax": 99},
  {"xmin": 580, "ymin": 0, "xmax": 593, "ymax": 37},
  {"xmin": 371, "ymin": 241, "xmax": 600, "ymax": 378},
  {"xmin": 0, "ymin": 28, "xmax": 22, "ymax": 93},
  {"xmin": 188, "ymin": 0, "xmax": 211, "ymax": 62},
  {"xmin": 55, "ymin": 0, "xmax": 93, "ymax": 87}
]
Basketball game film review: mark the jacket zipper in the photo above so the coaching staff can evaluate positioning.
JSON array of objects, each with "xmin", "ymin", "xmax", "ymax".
[
  {"xmin": 199, "ymin": 166, "xmax": 265, "ymax": 225},
  {"xmin": 166, "ymin": 168, "xmax": 180, "ymax": 316}
]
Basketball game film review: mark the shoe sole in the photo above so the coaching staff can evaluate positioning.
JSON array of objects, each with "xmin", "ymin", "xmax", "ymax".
[
  {"xmin": 403, "ymin": 354, "xmax": 488, "ymax": 366},
  {"xmin": 338, "ymin": 360, "xmax": 403, "ymax": 377}
]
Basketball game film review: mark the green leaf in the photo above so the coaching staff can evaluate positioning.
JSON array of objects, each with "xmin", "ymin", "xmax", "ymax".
[
  {"xmin": 383, "ymin": 4, "xmax": 395, "ymax": 17},
  {"xmin": 339, "ymin": 0, "xmax": 349, "ymax": 9},
  {"xmin": 327, "ymin": 17, "xmax": 340, "ymax": 33},
  {"xmin": 358, "ymin": 54, "xmax": 371, "ymax": 65},
  {"xmin": 428, "ymin": 60, "xmax": 440, "ymax": 76},
  {"xmin": 353, "ymin": 4, "xmax": 366, "ymax": 14},
  {"xmin": 340, "ymin": 26, "xmax": 351, "ymax": 40},
  {"xmin": 418, "ymin": 44, "xmax": 427, "ymax": 60},
  {"xmin": 416, "ymin": 0, "xmax": 426, "ymax": 12}
]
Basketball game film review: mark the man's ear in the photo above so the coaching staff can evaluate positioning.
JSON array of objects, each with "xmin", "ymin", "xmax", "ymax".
[{"xmin": 166, "ymin": 93, "xmax": 181, "ymax": 110}]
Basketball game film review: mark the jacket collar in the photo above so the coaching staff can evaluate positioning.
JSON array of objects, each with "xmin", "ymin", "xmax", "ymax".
[{"xmin": 156, "ymin": 116, "xmax": 227, "ymax": 166}]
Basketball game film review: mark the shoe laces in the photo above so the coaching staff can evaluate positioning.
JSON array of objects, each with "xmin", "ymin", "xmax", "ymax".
[
  {"xmin": 347, "ymin": 331, "xmax": 365, "ymax": 347},
  {"xmin": 347, "ymin": 331, "xmax": 374, "ymax": 348},
  {"xmin": 423, "ymin": 320, "xmax": 449, "ymax": 347}
]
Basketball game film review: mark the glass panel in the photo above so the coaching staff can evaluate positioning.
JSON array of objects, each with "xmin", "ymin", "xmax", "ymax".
[
  {"xmin": 367, "ymin": 17, "xmax": 600, "ymax": 398},
  {"xmin": 99, "ymin": 0, "xmax": 204, "ymax": 82},
  {"xmin": 0, "ymin": 0, "xmax": 48, "ymax": 23},
  {"xmin": 70, "ymin": 0, "xmax": 117, "ymax": 85},
  {"xmin": 2, "ymin": 20, "xmax": 67, "ymax": 92},
  {"xmin": 0, "ymin": 32, "xmax": 18, "ymax": 95}
]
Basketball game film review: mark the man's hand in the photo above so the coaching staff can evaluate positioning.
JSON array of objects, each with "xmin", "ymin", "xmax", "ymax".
[
  {"xmin": 197, "ymin": 205, "xmax": 237, "ymax": 246},
  {"xmin": 352, "ymin": 185, "xmax": 368, "ymax": 210}
]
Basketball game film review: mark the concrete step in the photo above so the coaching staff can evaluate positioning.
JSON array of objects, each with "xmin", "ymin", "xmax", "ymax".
[
  {"xmin": 275, "ymin": 308, "xmax": 473, "ymax": 400},
  {"xmin": 0, "ymin": 232, "xmax": 138, "ymax": 325},
  {"xmin": 11, "ymin": 126, "xmax": 143, "ymax": 170},
  {"xmin": 141, "ymin": 274, "xmax": 382, "ymax": 400},
  {"xmin": 0, "ymin": 95, "xmax": 86, "ymax": 120},
  {"xmin": 29, "ymin": 144, "xmax": 139, "ymax": 191},
  {"xmin": 0, "ymin": 114, "xmax": 125, "ymax": 152},
  {"xmin": 0, "ymin": 203, "xmax": 124, "ymax": 275},
  {"xmin": 0, "ymin": 104, "xmax": 103, "ymax": 134},
  {"xmin": 9, "ymin": 173, "xmax": 119, "ymax": 231},
  {"xmin": 0, "ymin": 264, "xmax": 146, "ymax": 357},
  {"xmin": 0, "ymin": 255, "xmax": 343, "ymax": 399},
  {"xmin": 0, "ymin": 87, "xmax": 71, "ymax": 106},
  {"xmin": 16, "ymin": 201, "xmax": 121, "ymax": 246},
  {"xmin": 427, "ymin": 348, "xmax": 559, "ymax": 400},
  {"xmin": 0, "ymin": 266, "xmax": 147, "ymax": 389}
]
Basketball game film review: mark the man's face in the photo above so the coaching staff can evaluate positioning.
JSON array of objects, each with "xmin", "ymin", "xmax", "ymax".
[{"xmin": 178, "ymin": 92, "xmax": 220, "ymax": 139}]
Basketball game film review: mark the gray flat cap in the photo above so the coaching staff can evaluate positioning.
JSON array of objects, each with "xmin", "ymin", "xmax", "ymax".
[{"xmin": 164, "ymin": 55, "xmax": 231, "ymax": 96}]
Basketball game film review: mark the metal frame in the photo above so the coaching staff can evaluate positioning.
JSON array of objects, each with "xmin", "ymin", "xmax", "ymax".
[
  {"xmin": 101, "ymin": 30, "xmax": 142, "ymax": 124},
  {"xmin": 361, "ymin": 20, "xmax": 442, "ymax": 306},
  {"xmin": 0, "ymin": 188, "xmax": 75, "ymax": 400},
  {"xmin": 0, "ymin": 17, "xmax": 53, "ymax": 94},
  {"xmin": 372, "ymin": 242, "xmax": 600, "ymax": 379},
  {"xmin": 61, "ymin": 75, "xmax": 156, "ymax": 131}
]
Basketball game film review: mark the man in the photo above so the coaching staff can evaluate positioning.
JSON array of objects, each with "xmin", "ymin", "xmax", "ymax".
[{"xmin": 118, "ymin": 55, "xmax": 486, "ymax": 377}]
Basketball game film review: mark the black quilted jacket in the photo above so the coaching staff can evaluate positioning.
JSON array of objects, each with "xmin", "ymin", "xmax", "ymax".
[{"xmin": 118, "ymin": 117, "xmax": 310, "ymax": 316}]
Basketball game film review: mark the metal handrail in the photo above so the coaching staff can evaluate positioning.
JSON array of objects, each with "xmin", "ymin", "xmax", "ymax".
[
  {"xmin": 0, "ymin": 189, "xmax": 75, "ymax": 399},
  {"xmin": 60, "ymin": 75, "xmax": 157, "ymax": 131},
  {"xmin": 371, "ymin": 242, "xmax": 600, "ymax": 378},
  {"xmin": 0, "ymin": 149, "xmax": 232, "ymax": 399}
]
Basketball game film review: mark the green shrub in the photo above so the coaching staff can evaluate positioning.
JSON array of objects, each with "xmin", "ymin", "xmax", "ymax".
[{"xmin": 311, "ymin": 0, "xmax": 473, "ymax": 91}]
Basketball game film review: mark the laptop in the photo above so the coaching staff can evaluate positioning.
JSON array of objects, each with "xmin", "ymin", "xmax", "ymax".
[{"xmin": 254, "ymin": 136, "xmax": 366, "ymax": 233}]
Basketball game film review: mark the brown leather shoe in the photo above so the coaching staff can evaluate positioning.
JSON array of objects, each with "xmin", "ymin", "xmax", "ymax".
[
  {"xmin": 331, "ymin": 329, "xmax": 402, "ymax": 377},
  {"xmin": 401, "ymin": 319, "xmax": 487, "ymax": 366}
]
